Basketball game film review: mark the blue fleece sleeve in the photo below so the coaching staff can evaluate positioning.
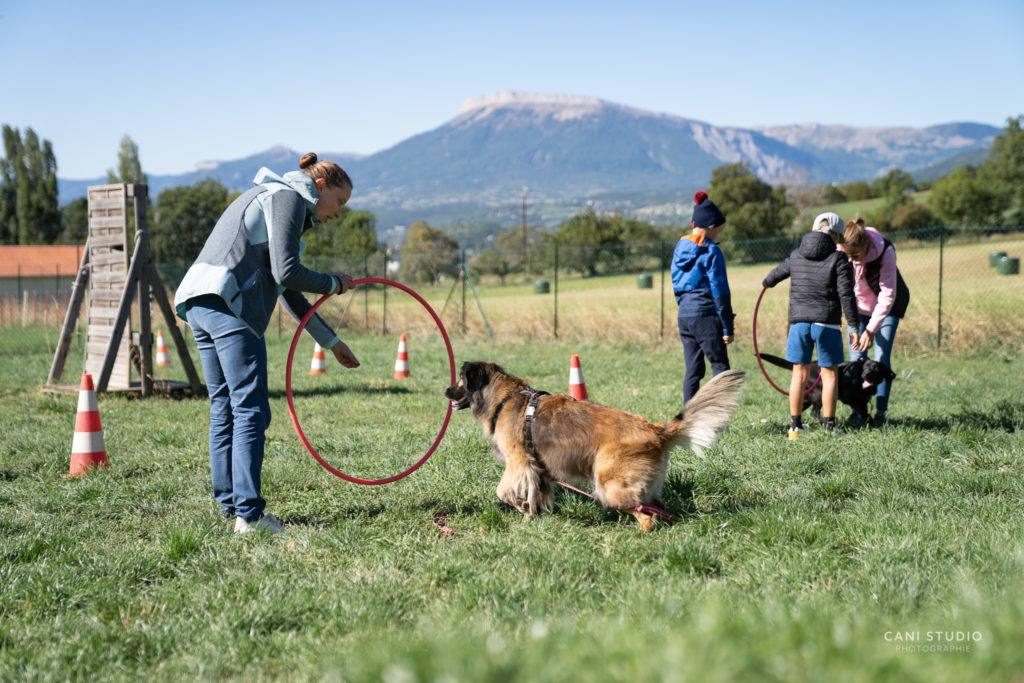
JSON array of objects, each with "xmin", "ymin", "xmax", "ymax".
[{"xmin": 706, "ymin": 246, "xmax": 734, "ymax": 336}]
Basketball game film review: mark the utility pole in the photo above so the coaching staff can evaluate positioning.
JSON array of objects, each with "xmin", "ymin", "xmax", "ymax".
[{"xmin": 521, "ymin": 186, "xmax": 528, "ymax": 281}]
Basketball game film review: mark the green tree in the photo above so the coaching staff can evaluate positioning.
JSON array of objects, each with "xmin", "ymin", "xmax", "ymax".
[
  {"xmin": 889, "ymin": 201, "xmax": 936, "ymax": 231},
  {"xmin": 14, "ymin": 128, "xmax": 60, "ymax": 244},
  {"xmin": 553, "ymin": 208, "xmax": 619, "ymax": 276},
  {"xmin": 870, "ymin": 168, "xmax": 914, "ymax": 198},
  {"xmin": 304, "ymin": 208, "xmax": 380, "ymax": 260},
  {"xmin": 61, "ymin": 197, "xmax": 89, "ymax": 244},
  {"xmin": 107, "ymin": 134, "xmax": 148, "ymax": 185},
  {"xmin": 469, "ymin": 247, "xmax": 511, "ymax": 284},
  {"xmin": 494, "ymin": 224, "xmax": 550, "ymax": 277},
  {"xmin": 153, "ymin": 179, "xmax": 231, "ymax": 262},
  {"xmin": 399, "ymin": 220, "xmax": 460, "ymax": 284},
  {"xmin": 708, "ymin": 163, "xmax": 796, "ymax": 241},
  {"xmin": 979, "ymin": 115, "xmax": 1024, "ymax": 224},
  {"xmin": 928, "ymin": 166, "xmax": 993, "ymax": 226},
  {"xmin": 839, "ymin": 180, "xmax": 872, "ymax": 202},
  {"xmin": 0, "ymin": 125, "xmax": 21, "ymax": 243}
]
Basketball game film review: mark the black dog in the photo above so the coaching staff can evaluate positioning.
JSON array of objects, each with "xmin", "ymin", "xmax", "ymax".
[{"xmin": 758, "ymin": 353, "xmax": 896, "ymax": 424}]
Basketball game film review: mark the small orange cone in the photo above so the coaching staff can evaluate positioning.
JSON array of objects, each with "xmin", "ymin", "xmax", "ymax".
[
  {"xmin": 309, "ymin": 343, "xmax": 327, "ymax": 375},
  {"xmin": 569, "ymin": 354, "xmax": 588, "ymax": 400},
  {"xmin": 393, "ymin": 334, "xmax": 410, "ymax": 379},
  {"xmin": 155, "ymin": 329, "xmax": 172, "ymax": 367},
  {"xmin": 67, "ymin": 373, "xmax": 108, "ymax": 477}
]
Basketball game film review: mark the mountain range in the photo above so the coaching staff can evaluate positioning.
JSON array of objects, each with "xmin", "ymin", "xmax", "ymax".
[{"xmin": 58, "ymin": 91, "xmax": 1000, "ymax": 231}]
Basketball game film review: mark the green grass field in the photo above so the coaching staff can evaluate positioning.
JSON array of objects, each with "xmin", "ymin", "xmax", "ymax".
[{"xmin": 2, "ymin": 312, "xmax": 1023, "ymax": 679}]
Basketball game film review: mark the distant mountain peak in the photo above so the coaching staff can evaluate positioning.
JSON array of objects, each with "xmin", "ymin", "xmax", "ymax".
[{"xmin": 460, "ymin": 91, "xmax": 605, "ymax": 115}]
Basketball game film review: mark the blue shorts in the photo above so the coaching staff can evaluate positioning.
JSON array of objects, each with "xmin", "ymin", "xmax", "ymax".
[{"xmin": 786, "ymin": 323, "xmax": 845, "ymax": 367}]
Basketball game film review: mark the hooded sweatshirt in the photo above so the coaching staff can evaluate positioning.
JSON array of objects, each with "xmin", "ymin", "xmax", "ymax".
[
  {"xmin": 174, "ymin": 168, "xmax": 340, "ymax": 348},
  {"xmin": 843, "ymin": 227, "xmax": 909, "ymax": 330},
  {"xmin": 671, "ymin": 232, "xmax": 734, "ymax": 335},
  {"xmin": 763, "ymin": 231, "xmax": 858, "ymax": 327}
]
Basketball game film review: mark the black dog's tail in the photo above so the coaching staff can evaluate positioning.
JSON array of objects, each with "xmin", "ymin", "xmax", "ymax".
[{"xmin": 757, "ymin": 352, "xmax": 793, "ymax": 370}]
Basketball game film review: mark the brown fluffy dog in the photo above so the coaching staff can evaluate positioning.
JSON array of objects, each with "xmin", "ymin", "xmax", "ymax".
[{"xmin": 444, "ymin": 361, "xmax": 745, "ymax": 531}]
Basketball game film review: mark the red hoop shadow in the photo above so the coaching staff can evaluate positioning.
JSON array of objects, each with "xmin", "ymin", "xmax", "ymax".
[
  {"xmin": 752, "ymin": 286, "xmax": 821, "ymax": 397},
  {"xmin": 285, "ymin": 278, "xmax": 456, "ymax": 485}
]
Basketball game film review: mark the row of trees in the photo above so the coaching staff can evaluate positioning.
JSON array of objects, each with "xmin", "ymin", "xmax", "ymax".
[
  {"xmin": 0, "ymin": 126, "xmax": 60, "ymax": 244},
  {"xmin": 4, "ymin": 116, "xmax": 1021, "ymax": 285},
  {"xmin": 929, "ymin": 116, "xmax": 1024, "ymax": 226}
]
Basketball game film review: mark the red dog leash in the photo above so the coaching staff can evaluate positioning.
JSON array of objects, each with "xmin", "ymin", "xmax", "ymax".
[{"xmin": 557, "ymin": 480, "xmax": 679, "ymax": 525}]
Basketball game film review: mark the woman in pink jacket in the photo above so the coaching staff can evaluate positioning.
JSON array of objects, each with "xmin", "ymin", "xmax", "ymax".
[{"xmin": 840, "ymin": 218, "xmax": 910, "ymax": 427}]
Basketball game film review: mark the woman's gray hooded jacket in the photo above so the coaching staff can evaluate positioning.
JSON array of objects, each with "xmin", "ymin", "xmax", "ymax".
[{"xmin": 174, "ymin": 168, "xmax": 340, "ymax": 348}]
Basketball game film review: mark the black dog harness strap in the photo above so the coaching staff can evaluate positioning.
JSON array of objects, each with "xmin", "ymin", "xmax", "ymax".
[{"xmin": 520, "ymin": 387, "xmax": 549, "ymax": 457}]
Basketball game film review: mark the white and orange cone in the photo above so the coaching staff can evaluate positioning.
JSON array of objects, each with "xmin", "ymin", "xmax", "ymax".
[
  {"xmin": 309, "ymin": 343, "xmax": 327, "ymax": 375},
  {"xmin": 569, "ymin": 354, "xmax": 588, "ymax": 400},
  {"xmin": 393, "ymin": 334, "xmax": 410, "ymax": 379},
  {"xmin": 66, "ymin": 373, "xmax": 108, "ymax": 477},
  {"xmin": 155, "ymin": 329, "xmax": 172, "ymax": 367}
]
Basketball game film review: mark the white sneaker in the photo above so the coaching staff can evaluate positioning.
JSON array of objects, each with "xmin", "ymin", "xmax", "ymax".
[{"xmin": 234, "ymin": 513, "xmax": 284, "ymax": 534}]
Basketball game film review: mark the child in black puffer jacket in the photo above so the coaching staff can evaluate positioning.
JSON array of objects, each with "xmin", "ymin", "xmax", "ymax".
[{"xmin": 763, "ymin": 212, "xmax": 861, "ymax": 438}]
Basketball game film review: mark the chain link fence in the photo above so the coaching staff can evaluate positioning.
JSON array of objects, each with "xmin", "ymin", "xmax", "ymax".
[{"xmin": 3, "ymin": 225, "xmax": 1022, "ymax": 367}]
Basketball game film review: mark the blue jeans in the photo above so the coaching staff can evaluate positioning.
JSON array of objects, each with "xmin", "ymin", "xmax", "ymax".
[
  {"xmin": 849, "ymin": 313, "xmax": 899, "ymax": 412},
  {"xmin": 186, "ymin": 296, "xmax": 270, "ymax": 522}
]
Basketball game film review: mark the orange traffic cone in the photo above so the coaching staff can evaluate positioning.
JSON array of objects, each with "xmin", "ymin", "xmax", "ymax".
[
  {"xmin": 569, "ymin": 354, "xmax": 588, "ymax": 400},
  {"xmin": 67, "ymin": 373, "xmax": 108, "ymax": 477},
  {"xmin": 393, "ymin": 334, "xmax": 410, "ymax": 379},
  {"xmin": 155, "ymin": 329, "xmax": 172, "ymax": 367},
  {"xmin": 309, "ymin": 343, "xmax": 327, "ymax": 375}
]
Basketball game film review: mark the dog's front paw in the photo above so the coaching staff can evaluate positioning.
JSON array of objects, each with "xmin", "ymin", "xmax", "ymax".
[{"xmin": 497, "ymin": 484, "xmax": 528, "ymax": 513}]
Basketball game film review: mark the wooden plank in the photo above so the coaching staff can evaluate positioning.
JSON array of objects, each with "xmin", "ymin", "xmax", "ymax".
[
  {"xmin": 87, "ymin": 288, "xmax": 121, "ymax": 302},
  {"xmin": 47, "ymin": 247, "xmax": 91, "ymax": 384},
  {"xmin": 89, "ymin": 251, "xmax": 128, "ymax": 267},
  {"xmin": 96, "ymin": 230, "xmax": 145, "ymax": 393},
  {"xmin": 88, "ymin": 216, "xmax": 126, "ymax": 229},
  {"xmin": 86, "ymin": 323, "xmax": 118, "ymax": 338},
  {"xmin": 88, "ymin": 197, "xmax": 128, "ymax": 210},
  {"xmin": 88, "ymin": 184, "xmax": 126, "ymax": 196},
  {"xmin": 90, "ymin": 270, "xmax": 128, "ymax": 284},
  {"xmin": 88, "ymin": 233, "xmax": 129, "ymax": 248}
]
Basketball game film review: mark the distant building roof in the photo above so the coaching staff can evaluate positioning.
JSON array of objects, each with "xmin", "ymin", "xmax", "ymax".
[{"xmin": 0, "ymin": 245, "xmax": 84, "ymax": 278}]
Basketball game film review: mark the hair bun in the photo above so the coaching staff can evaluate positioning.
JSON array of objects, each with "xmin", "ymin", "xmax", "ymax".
[
  {"xmin": 299, "ymin": 153, "xmax": 318, "ymax": 169},
  {"xmin": 694, "ymin": 191, "xmax": 708, "ymax": 205}
]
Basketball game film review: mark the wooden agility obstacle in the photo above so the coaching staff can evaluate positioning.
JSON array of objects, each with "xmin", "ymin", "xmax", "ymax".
[{"xmin": 47, "ymin": 183, "xmax": 204, "ymax": 397}]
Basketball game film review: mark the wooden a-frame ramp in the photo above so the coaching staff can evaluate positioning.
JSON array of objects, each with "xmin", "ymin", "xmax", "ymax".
[{"xmin": 46, "ymin": 183, "xmax": 204, "ymax": 397}]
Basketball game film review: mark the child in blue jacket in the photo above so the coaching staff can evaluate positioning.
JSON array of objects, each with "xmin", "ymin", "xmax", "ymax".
[{"xmin": 671, "ymin": 191, "xmax": 734, "ymax": 403}]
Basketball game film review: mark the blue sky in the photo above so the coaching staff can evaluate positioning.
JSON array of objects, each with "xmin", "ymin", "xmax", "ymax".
[{"xmin": 2, "ymin": 0, "xmax": 1022, "ymax": 179}]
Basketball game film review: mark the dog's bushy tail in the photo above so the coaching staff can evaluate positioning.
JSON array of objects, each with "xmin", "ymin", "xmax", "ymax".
[{"xmin": 662, "ymin": 369, "xmax": 745, "ymax": 455}]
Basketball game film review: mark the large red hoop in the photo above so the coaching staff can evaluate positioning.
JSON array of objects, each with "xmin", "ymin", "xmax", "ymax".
[
  {"xmin": 285, "ymin": 278, "xmax": 456, "ymax": 485},
  {"xmin": 752, "ymin": 286, "xmax": 821, "ymax": 397}
]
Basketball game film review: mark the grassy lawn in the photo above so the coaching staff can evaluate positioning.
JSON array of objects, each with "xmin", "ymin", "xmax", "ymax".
[{"xmin": 1, "ymin": 319, "xmax": 1022, "ymax": 679}]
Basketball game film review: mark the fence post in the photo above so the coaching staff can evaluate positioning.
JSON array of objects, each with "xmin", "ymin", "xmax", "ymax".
[
  {"xmin": 363, "ymin": 254, "xmax": 369, "ymax": 330},
  {"xmin": 461, "ymin": 250, "xmax": 467, "ymax": 333},
  {"xmin": 936, "ymin": 224, "xmax": 944, "ymax": 350},
  {"xmin": 660, "ymin": 240, "xmax": 666, "ymax": 338},
  {"xmin": 553, "ymin": 244, "xmax": 559, "ymax": 339}
]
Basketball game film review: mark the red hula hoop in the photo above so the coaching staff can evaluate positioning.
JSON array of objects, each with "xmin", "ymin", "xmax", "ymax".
[
  {"xmin": 285, "ymin": 277, "xmax": 456, "ymax": 485},
  {"xmin": 752, "ymin": 286, "xmax": 821, "ymax": 397}
]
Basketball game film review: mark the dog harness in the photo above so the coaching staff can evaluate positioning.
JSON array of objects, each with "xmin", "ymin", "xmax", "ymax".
[
  {"xmin": 520, "ymin": 387, "xmax": 550, "ymax": 457},
  {"xmin": 493, "ymin": 385, "xmax": 679, "ymax": 527}
]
